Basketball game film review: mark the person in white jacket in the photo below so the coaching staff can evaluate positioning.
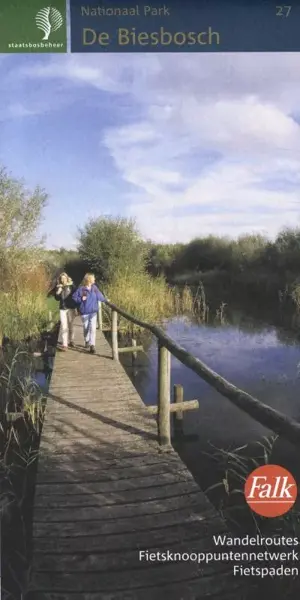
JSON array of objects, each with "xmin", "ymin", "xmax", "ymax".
[{"xmin": 55, "ymin": 272, "xmax": 77, "ymax": 350}]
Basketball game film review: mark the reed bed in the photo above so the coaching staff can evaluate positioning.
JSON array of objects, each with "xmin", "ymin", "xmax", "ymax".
[{"xmin": 102, "ymin": 273, "xmax": 227, "ymax": 332}]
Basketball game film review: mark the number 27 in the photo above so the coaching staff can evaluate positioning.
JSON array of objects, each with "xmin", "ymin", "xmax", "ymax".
[{"xmin": 276, "ymin": 5, "xmax": 292, "ymax": 16}]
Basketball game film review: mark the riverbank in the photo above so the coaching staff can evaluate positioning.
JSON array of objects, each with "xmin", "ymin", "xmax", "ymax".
[
  {"xmin": 2, "ymin": 412, "xmax": 41, "ymax": 599},
  {"xmin": 147, "ymin": 229, "xmax": 300, "ymax": 315},
  {"xmin": 1, "ymin": 330, "xmax": 57, "ymax": 599},
  {"xmin": 169, "ymin": 269, "xmax": 291, "ymax": 307}
]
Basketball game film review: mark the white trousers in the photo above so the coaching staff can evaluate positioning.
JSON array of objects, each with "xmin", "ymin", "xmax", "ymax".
[
  {"xmin": 82, "ymin": 312, "xmax": 97, "ymax": 346},
  {"xmin": 60, "ymin": 309, "xmax": 76, "ymax": 347}
]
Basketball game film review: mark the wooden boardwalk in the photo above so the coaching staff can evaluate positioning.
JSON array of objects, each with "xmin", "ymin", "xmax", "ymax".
[{"xmin": 30, "ymin": 318, "xmax": 246, "ymax": 600}]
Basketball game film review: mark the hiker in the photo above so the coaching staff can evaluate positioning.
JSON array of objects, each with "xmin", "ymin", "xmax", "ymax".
[
  {"xmin": 72, "ymin": 273, "xmax": 107, "ymax": 354},
  {"xmin": 55, "ymin": 272, "xmax": 77, "ymax": 351}
]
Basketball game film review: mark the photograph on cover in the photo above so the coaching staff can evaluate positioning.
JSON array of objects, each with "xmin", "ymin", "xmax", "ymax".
[{"xmin": 1, "ymin": 30, "xmax": 300, "ymax": 600}]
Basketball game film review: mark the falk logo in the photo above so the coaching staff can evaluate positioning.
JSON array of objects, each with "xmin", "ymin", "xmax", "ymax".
[
  {"xmin": 35, "ymin": 6, "xmax": 63, "ymax": 40},
  {"xmin": 244, "ymin": 464, "xmax": 297, "ymax": 517}
]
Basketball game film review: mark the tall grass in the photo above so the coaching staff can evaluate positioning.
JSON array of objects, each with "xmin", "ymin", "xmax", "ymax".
[
  {"xmin": 0, "ymin": 291, "xmax": 50, "ymax": 341},
  {"xmin": 0, "ymin": 347, "xmax": 45, "ymax": 416},
  {"xmin": 104, "ymin": 272, "xmax": 187, "ymax": 329},
  {"xmin": 206, "ymin": 436, "xmax": 277, "ymax": 496},
  {"xmin": 102, "ymin": 272, "xmax": 221, "ymax": 331},
  {"xmin": 1, "ymin": 349, "xmax": 45, "ymax": 599},
  {"xmin": 47, "ymin": 294, "xmax": 60, "ymax": 321},
  {"xmin": 0, "ymin": 262, "xmax": 51, "ymax": 342}
]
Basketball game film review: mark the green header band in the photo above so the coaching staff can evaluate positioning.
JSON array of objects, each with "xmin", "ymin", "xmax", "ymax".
[{"xmin": 0, "ymin": 0, "xmax": 67, "ymax": 53}]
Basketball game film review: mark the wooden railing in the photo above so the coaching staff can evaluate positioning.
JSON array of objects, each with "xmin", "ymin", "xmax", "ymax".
[{"xmin": 97, "ymin": 301, "xmax": 300, "ymax": 450}]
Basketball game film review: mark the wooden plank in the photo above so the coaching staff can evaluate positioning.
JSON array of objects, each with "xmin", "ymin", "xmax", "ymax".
[
  {"xmin": 38, "ymin": 439, "xmax": 158, "ymax": 455},
  {"xmin": 33, "ymin": 517, "xmax": 221, "ymax": 550},
  {"xmin": 30, "ymin": 562, "xmax": 232, "ymax": 593},
  {"xmin": 43, "ymin": 407, "xmax": 155, "ymax": 422},
  {"xmin": 34, "ymin": 465, "xmax": 185, "ymax": 485},
  {"xmin": 30, "ymin": 317, "xmax": 245, "ymax": 599},
  {"xmin": 39, "ymin": 433, "xmax": 159, "ymax": 448},
  {"xmin": 118, "ymin": 345, "xmax": 143, "ymax": 354},
  {"xmin": 32, "ymin": 540, "xmax": 225, "ymax": 572},
  {"xmin": 32, "ymin": 505, "xmax": 218, "ymax": 540},
  {"xmin": 40, "ymin": 427, "xmax": 157, "ymax": 441},
  {"xmin": 28, "ymin": 577, "xmax": 243, "ymax": 600},
  {"xmin": 36, "ymin": 453, "xmax": 180, "ymax": 474},
  {"xmin": 148, "ymin": 400, "xmax": 199, "ymax": 414},
  {"xmin": 33, "ymin": 467, "xmax": 194, "ymax": 496},
  {"xmin": 33, "ymin": 490, "xmax": 209, "ymax": 522},
  {"xmin": 34, "ymin": 480, "xmax": 203, "ymax": 509},
  {"xmin": 37, "ymin": 443, "xmax": 161, "ymax": 461}
]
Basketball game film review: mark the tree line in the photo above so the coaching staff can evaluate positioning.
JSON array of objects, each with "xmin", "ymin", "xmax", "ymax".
[
  {"xmin": 2, "ymin": 162, "xmax": 300, "ymax": 317},
  {"xmin": 47, "ymin": 225, "xmax": 300, "ymax": 308}
]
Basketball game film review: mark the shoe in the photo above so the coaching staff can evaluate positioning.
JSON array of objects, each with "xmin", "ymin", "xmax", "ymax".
[
  {"xmin": 90, "ymin": 345, "xmax": 95, "ymax": 354},
  {"xmin": 60, "ymin": 345, "xmax": 68, "ymax": 351},
  {"xmin": 69, "ymin": 341, "xmax": 75, "ymax": 348},
  {"xmin": 85, "ymin": 342, "xmax": 90, "ymax": 349}
]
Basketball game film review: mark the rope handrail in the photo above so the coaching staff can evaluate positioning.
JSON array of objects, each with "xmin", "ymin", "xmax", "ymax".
[{"xmin": 104, "ymin": 300, "xmax": 300, "ymax": 448}]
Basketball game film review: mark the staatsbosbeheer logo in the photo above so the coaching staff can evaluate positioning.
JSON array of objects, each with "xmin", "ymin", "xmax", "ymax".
[
  {"xmin": 244, "ymin": 464, "xmax": 297, "ymax": 517},
  {"xmin": 0, "ymin": 0, "xmax": 66, "ymax": 54},
  {"xmin": 35, "ymin": 6, "xmax": 63, "ymax": 40}
]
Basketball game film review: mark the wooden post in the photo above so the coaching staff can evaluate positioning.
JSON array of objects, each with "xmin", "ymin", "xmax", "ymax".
[
  {"xmin": 111, "ymin": 310, "xmax": 119, "ymax": 361},
  {"xmin": 131, "ymin": 338, "xmax": 137, "ymax": 367},
  {"xmin": 97, "ymin": 302, "xmax": 103, "ymax": 331},
  {"xmin": 173, "ymin": 384, "xmax": 184, "ymax": 438},
  {"xmin": 34, "ymin": 402, "xmax": 40, "ymax": 436},
  {"xmin": 157, "ymin": 342, "xmax": 171, "ymax": 448}
]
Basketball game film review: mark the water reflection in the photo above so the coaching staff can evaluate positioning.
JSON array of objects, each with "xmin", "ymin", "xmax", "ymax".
[{"xmin": 122, "ymin": 309, "xmax": 300, "ymax": 449}]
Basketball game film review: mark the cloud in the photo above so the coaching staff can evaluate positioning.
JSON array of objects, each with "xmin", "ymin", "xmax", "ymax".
[
  {"xmin": 17, "ymin": 53, "xmax": 162, "ymax": 94},
  {"xmin": 100, "ymin": 63, "xmax": 300, "ymax": 241},
  {"xmin": 2, "ymin": 53, "xmax": 300, "ymax": 242},
  {"xmin": 0, "ymin": 103, "xmax": 35, "ymax": 120}
]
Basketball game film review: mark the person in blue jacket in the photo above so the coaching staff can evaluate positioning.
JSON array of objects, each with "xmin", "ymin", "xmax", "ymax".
[{"xmin": 72, "ymin": 273, "xmax": 107, "ymax": 354}]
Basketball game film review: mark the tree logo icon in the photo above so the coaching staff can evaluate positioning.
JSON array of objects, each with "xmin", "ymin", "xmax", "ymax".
[{"xmin": 35, "ymin": 6, "xmax": 63, "ymax": 40}]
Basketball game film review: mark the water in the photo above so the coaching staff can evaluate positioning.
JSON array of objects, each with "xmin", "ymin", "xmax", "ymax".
[
  {"xmin": 128, "ymin": 310, "xmax": 300, "ymax": 448},
  {"xmin": 120, "ymin": 307, "xmax": 300, "ymax": 511},
  {"xmin": 33, "ymin": 355, "xmax": 54, "ymax": 389}
]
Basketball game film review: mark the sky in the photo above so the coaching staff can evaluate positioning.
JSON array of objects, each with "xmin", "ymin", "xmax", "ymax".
[{"xmin": 0, "ymin": 52, "xmax": 300, "ymax": 249}]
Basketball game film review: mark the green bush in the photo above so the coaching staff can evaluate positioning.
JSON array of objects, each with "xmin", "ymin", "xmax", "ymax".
[{"xmin": 78, "ymin": 216, "xmax": 147, "ymax": 283}]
